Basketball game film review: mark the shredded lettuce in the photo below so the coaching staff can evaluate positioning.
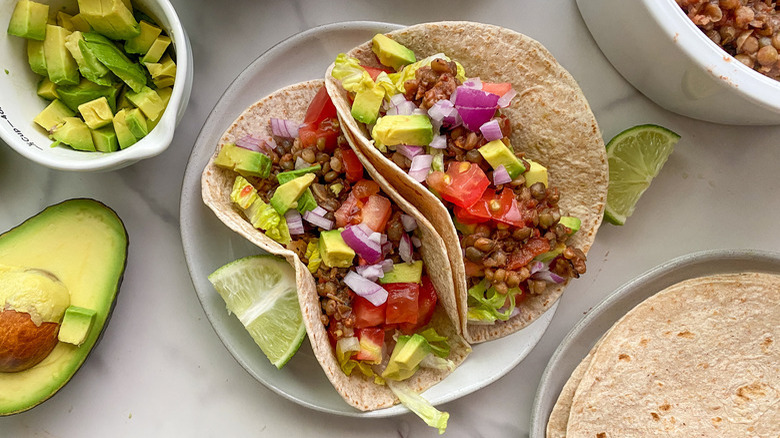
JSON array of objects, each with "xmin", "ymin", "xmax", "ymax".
[
  {"xmin": 466, "ymin": 279, "xmax": 518, "ymax": 323},
  {"xmin": 417, "ymin": 328, "xmax": 450, "ymax": 358},
  {"xmin": 230, "ymin": 176, "xmax": 259, "ymax": 210},
  {"xmin": 335, "ymin": 336, "xmax": 384, "ymax": 384},
  {"xmin": 304, "ymin": 239, "xmax": 321, "ymax": 274},
  {"xmin": 244, "ymin": 198, "xmax": 291, "ymax": 245},
  {"xmin": 420, "ymin": 353, "xmax": 455, "ymax": 373},
  {"xmin": 388, "ymin": 53, "xmax": 467, "ymax": 91},
  {"xmin": 332, "ymin": 53, "xmax": 376, "ymax": 94},
  {"xmin": 387, "ymin": 380, "xmax": 449, "ymax": 435}
]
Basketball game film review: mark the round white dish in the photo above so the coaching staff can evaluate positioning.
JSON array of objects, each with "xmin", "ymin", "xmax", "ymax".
[
  {"xmin": 180, "ymin": 21, "xmax": 559, "ymax": 417},
  {"xmin": 529, "ymin": 248, "xmax": 780, "ymax": 437},
  {"xmin": 577, "ymin": 0, "xmax": 780, "ymax": 125},
  {"xmin": 0, "ymin": 0, "xmax": 193, "ymax": 171}
]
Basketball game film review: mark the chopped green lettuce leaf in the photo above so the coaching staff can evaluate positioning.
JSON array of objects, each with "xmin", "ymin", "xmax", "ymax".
[
  {"xmin": 417, "ymin": 328, "xmax": 450, "ymax": 358},
  {"xmin": 387, "ymin": 53, "xmax": 467, "ymax": 91},
  {"xmin": 331, "ymin": 53, "xmax": 375, "ymax": 94},
  {"xmin": 420, "ymin": 353, "xmax": 455, "ymax": 373},
  {"xmin": 387, "ymin": 380, "xmax": 449, "ymax": 434},
  {"xmin": 244, "ymin": 198, "xmax": 291, "ymax": 245},
  {"xmin": 304, "ymin": 238, "xmax": 321, "ymax": 274},
  {"xmin": 466, "ymin": 279, "xmax": 519, "ymax": 323}
]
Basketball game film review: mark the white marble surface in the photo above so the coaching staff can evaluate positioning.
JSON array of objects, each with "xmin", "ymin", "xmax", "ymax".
[{"xmin": 3, "ymin": 1, "xmax": 780, "ymax": 437}]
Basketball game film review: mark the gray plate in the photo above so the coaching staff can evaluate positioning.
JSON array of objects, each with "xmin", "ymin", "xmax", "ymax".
[
  {"xmin": 180, "ymin": 21, "xmax": 559, "ymax": 418},
  {"xmin": 529, "ymin": 248, "xmax": 780, "ymax": 437}
]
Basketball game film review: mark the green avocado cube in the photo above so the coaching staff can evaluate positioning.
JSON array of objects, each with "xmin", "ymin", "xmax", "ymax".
[
  {"xmin": 57, "ymin": 78, "xmax": 118, "ymax": 113},
  {"xmin": 152, "ymin": 76, "xmax": 175, "ymax": 88},
  {"xmin": 558, "ymin": 216, "xmax": 581, "ymax": 234},
  {"xmin": 380, "ymin": 261, "xmax": 423, "ymax": 284},
  {"xmin": 146, "ymin": 87, "xmax": 172, "ymax": 130},
  {"xmin": 372, "ymin": 33, "xmax": 416, "ymax": 70},
  {"xmin": 141, "ymin": 35, "xmax": 170, "ymax": 64},
  {"xmin": 269, "ymin": 173, "xmax": 316, "ymax": 215},
  {"xmin": 57, "ymin": 306, "xmax": 97, "ymax": 346},
  {"xmin": 113, "ymin": 109, "xmax": 138, "ymax": 149},
  {"xmin": 124, "ymin": 108, "xmax": 147, "ymax": 138},
  {"xmin": 26, "ymin": 39, "xmax": 48, "ymax": 76},
  {"xmin": 64, "ymin": 31, "xmax": 113, "ymax": 86},
  {"xmin": 372, "ymin": 114, "xmax": 433, "ymax": 147},
  {"xmin": 34, "ymin": 99, "xmax": 75, "ymax": 133},
  {"xmin": 277, "ymin": 165, "xmax": 321, "ymax": 214},
  {"xmin": 351, "ymin": 86, "xmax": 383, "ymax": 125},
  {"xmin": 7, "ymin": 0, "xmax": 49, "ymax": 41},
  {"xmin": 51, "ymin": 117, "xmax": 96, "ymax": 151},
  {"xmin": 381, "ymin": 334, "xmax": 431, "ymax": 381},
  {"xmin": 125, "ymin": 86, "xmax": 164, "ymax": 121},
  {"xmin": 523, "ymin": 159, "xmax": 548, "ymax": 188},
  {"xmin": 319, "ymin": 229, "xmax": 355, "ymax": 268},
  {"xmin": 213, "ymin": 143, "xmax": 272, "ymax": 178},
  {"xmin": 478, "ymin": 139, "xmax": 526, "ymax": 179},
  {"xmin": 125, "ymin": 21, "xmax": 161, "ymax": 54},
  {"xmin": 91, "ymin": 125, "xmax": 119, "ymax": 152},
  {"xmin": 81, "ymin": 32, "xmax": 147, "ymax": 92},
  {"xmin": 43, "ymin": 25, "xmax": 80, "ymax": 86},
  {"xmin": 56, "ymin": 11, "xmax": 75, "ymax": 31},
  {"xmin": 77, "ymin": 0, "xmax": 140, "ymax": 40},
  {"xmin": 37, "ymin": 77, "xmax": 58, "ymax": 100},
  {"xmin": 69, "ymin": 14, "xmax": 92, "ymax": 33},
  {"xmin": 78, "ymin": 96, "xmax": 113, "ymax": 129}
]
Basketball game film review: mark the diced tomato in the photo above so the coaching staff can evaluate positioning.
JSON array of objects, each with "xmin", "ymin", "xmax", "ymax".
[
  {"xmin": 361, "ymin": 65, "xmax": 393, "ymax": 81},
  {"xmin": 491, "ymin": 188, "xmax": 524, "ymax": 227},
  {"xmin": 384, "ymin": 283, "xmax": 420, "ymax": 325},
  {"xmin": 507, "ymin": 237, "xmax": 551, "ymax": 270},
  {"xmin": 334, "ymin": 192, "xmax": 363, "ymax": 228},
  {"xmin": 341, "ymin": 147, "xmax": 364, "ymax": 182},
  {"xmin": 481, "ymin": 82, "xmax": 513, "ymax": 97},
  {"xmin": 353, "ymin": 296, "xmax": 386, "ymax": 328},
  {"xmin": 298, "ymin": 87, "xmax": 341, "ymax": 152},
  {"xmin": 426, "ymin": 162, "xmax": 490, "ymax": 209},
  {"xmin": 351, "ymin": 179, "xmax": 381, "ymax": 200},
  {"xmin": 399, "ymin": 276, "xmax": 438, "ymax": 334},
  {"xmin": 463, "ymin": 260, "xmax": 485, "ymax": 278},
  {"xmin": 355, "ymin": 327, "xmax": 384, "ymax": 362},
  {"xmin": 360, "ymin": 195, "xmax": 392, "ymax": 233},
  {"xmin": 455, "ymin": 190, "xmax": 493, "ymax": 224},
  {"xmin": 303, "ymin": 86, "xmax": 338, "ymax": 125}
]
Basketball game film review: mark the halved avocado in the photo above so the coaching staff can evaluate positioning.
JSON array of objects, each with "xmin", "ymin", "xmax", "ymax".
[{"xmin": 0, "ymin": 199, "xmax": 128, "ymax": 416}]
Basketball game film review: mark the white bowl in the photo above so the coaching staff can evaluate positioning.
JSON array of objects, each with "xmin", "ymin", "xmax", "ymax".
[
  {"xmin": 0, "ymin": 0, "xmax": 192, "ymax": 171},
  {"xmin": 578, "ymin": 0, "xmax": 780, "ymax": 125}
]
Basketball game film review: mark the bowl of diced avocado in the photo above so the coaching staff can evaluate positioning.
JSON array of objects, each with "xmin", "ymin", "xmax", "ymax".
[{"xmin": 0, "ymin": 0, "xmax": 192, "ymax": 171}]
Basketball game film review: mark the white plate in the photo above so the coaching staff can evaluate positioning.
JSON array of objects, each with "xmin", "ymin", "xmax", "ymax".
[
  {"xmin": 529, "ymin": 249, "xmax": 780, "ymax": 437},
  {"xmin": 180, "ymin": 21, "xmax": 558, "ymax": 417}
]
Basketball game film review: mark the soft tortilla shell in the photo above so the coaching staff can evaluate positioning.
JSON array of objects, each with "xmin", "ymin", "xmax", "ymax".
[
  {"xmin": 325, "ymin": 22, "xmax": 608, "ymax": 343},
  {"xmin": 566, "ymin": 272, "xmax": 780, "ymax": 437},
  {"xmin": 201, "ymin": 80, "xmax": 469, "ymax": 411}
]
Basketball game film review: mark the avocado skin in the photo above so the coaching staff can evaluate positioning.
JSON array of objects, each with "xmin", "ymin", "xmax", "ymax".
[{"xmin": 0, "ymin": 199, "xmax": 128, "ymax": 416}]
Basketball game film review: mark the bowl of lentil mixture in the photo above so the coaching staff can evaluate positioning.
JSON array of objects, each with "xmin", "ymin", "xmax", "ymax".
[{"xmin": 578, "ymin": 0, "xmax": 780, "ymax": 125}]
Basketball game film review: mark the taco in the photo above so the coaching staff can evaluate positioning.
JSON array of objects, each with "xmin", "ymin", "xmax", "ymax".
[
  {"xmin": 325, "ymin": 22, "xmax": 608, "ymax": 343},
  {"xmin": 200, "ymin": 80, "xmax": 469, "ymax": 428}
]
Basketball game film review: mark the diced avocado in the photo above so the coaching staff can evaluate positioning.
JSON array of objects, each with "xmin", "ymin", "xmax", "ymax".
[
  {"xmin": 140, "ymin": 35, "xmax": 170, "ymax": 63},
  {"xmin": 64, "ymin": 32, "xmax": 113, "ymax": 86},
  {"xmin": 125, "ymin": 86, "xmax": 164, "ymax": 121},
  {"xmin": 524, "ymin": 159, "xmax": 548, "ymax": 187},
  {"xmin": 69, "ymin": 14, "xmax": 91, "ymax": 33},
  {"xmin": 91, "ymin": 125, "xmax": 119, "ymax": 152},
  {"xmin": 242, "ymin": 197, "xmax": 291, "ymax": 245},
  {"xmin": 269, "ymin": 173, "xmax": 316, "ymax": 215},
  {"xmin": 156, "ymin": 86, "xmax": 173, "ymax": 105},
  {"xmin": 124, "ymin": 108, "xmax": 147, "ymax": 138},
  {"xmin": 318, "ymin": 229, "xmax": 355, "ymax": 268},
  {"xmin": 7, "ymin": 0, "xmax": 49, "ymax": 41},
  {"xmin": 57, "ymin": 306, "xmax": 96, "ymax": 346},
  {"xmin": 51, "ymin": 117, "xmax": 96, "ymax": 151},
  {"xmin": 125, "ymin": 21, "xmax": 161, "ymax": 54},
  {"xmin": 381, "ymin": 334, "xmax": 431, "ymax": 381},
  {"xmin": 371, "ymin": 34, "xmax": 416, "ymax": 70},
  {"xmin": 36, "ymin": 77, "xmax": 58, "ymax": 100},
  {"xmin": 81, "ymin": 32, "xmax": 146, "ymax": 92},
  {"xmin": 112, "ymin": 109, "xmax": 137, "ymax": 149},
  {"xmin": 371, "ymin": 115, "xmax": 433, "ymax": 147},
  {"xmin": 478, "ymin": 139, "xmax": 526, "ymax": 179},
  {"xmin": 33, "ymin": 99, "xmax": 75, "ymax": 133},
  {"xmin": 351, "ymin": 86, "xmax": 384, "ymax": 125},
  {"xmin": 78, "ymin": 96, "xmax": 113, "ymax": 129},
  {"xmin": 277, "ymin": 165, "xmax": 320, "ymax": 213},
  {"xmin": 77, "ymin": 0, "xmax": 140, "ymax": 40},
  {"xmin": 27, "ymin": 40, "xmax": 47, "ymax": 76},
  {"xmin": 558, "ymin": 216, "xmax": 581, "ymax": 234},
  {"xmin": 213, "ymin": 143, "xmax": 272, "ymax": 179},
  {"xmin": 115, "ymin": 84, "xmax": 135, "ymax": 111},
  {"xmin": 57, "ymin": 78, "xmax": 118, "ymax": 112},
  {"xmin": 145, "ymin": 53, "xmax": 176, "ymax": 78},
  {"xmin": 152, "ymin": 76, "xmax": 174, "ymax": 88},
  {"xmin": 56, "ymin": 11, "xmax": 75, "ymax": 31},
  {"xmin": 230, "ymin": 176, "xmax": 259, "ymax": 210},
  {"xmin": 453, "ymin": 217, "xmax": 477, "ymax": 235},
  {"xmin": 380, "ymin": 260, "xmax": 424, "ymax": 284},
  {"xmin": 534, "ymin": 243, "xmax": 564, "ymax": 263},
  {"xmin": 43, "ymin": 25, "xmax": 79, "ymax": 86}
]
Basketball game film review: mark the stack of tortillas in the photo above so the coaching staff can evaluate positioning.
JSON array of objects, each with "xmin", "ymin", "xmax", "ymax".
[{"xmin": 547, "ymin": 272, "xmax": 780, "ymax": 437}]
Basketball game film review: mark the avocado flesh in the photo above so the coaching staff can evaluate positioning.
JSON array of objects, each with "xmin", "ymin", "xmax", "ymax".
[{"xmin": 0, "ymin": 199, "xmax": 128, "ymax": 416}]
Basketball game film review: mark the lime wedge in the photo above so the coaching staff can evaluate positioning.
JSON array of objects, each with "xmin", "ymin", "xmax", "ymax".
[
  {"xmin": 208, "ymin": 255, "xmax": 305, "ymax": 368},
  {"xmin": 604, "ymin": 124, "xmax": 680, "ymax": 225}
]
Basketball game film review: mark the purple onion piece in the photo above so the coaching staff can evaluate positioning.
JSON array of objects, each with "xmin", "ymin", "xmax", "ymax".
[
  {"xmin": 479, "ymin": 119, "xmax": 503, "ymax": 141},
  {"xmin": 401, "ymin": 214, "xmax": 417, "ymax": 232},
  {"xmin": 344, "ymin": 271, "xmax": 388, "ymax": 306},
  {"xmin": 493, "ymin": 164, "xmax": 512, "ymax": 185}
]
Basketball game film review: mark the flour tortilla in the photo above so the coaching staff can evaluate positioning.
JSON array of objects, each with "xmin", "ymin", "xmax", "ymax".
[
  {"xmin": 325, "ymin": 22, "xmax": 608, "ymax": 343},
  {"xmin": 560, "ymin": 272, "xmax": 780, "ymax": 437},
  {"xmin": 201, "ymin": 80, "xmax": 470, "ymax": 411}
]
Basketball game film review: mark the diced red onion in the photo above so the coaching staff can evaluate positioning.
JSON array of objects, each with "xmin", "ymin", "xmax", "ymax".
[
  {"xmin": 266, "ymin": 137, "xmax": 278, "ymax": 150},
  {"xmin": 344, "ymin": 271, "xmax": 388, "ymax": 306},
  {"xmin": 529, "ymin": 261, "xmax": 546, "ymax": 275},
  {"xmin": 400, "ymin": 214, "xmax": 417, "ymax": 232},
  {"xmin": 428, "ymin": 99, "xmax": 460, "ymax": 129},
  {"xmin": 295, "ymin": 157, "xmax": 310, "ymax": 170},
  {"xmin": 381, "ymin": 259, "xmax": 394, "ymax": 272},
  {"xmin": 479, "ymin": 119, "xmax": 503, "ymax": 141},
  {"xmin": 235, "ymin": 135, "xmax": 265, "ymax": 152},
  {"xmin": 429, "ymin": 134, "xmax": 447, "ymax": 149},
  {"xmin": 454, "ymin": 86, "xmax": 500, "ymax": 109},
  {"xmin": 387, "ymin": 100, "xmax": 417, "ymax": 116},
  {"xmin": 312, "ymin": 206, "xmax": 327, "ymax": 217},
  {"xmin": 497, "ymin": 87, "xmax": 517, "ymax": 108},
  {"xmin": 368, "ymin": 230, "xmax": 386, "ymax": 246},
  {"xmin": 533, "ymin": 270, "xmax": 565, "ymax": 284},
  {"xmin": 341, "ymin": 224, "xmax": 382, "ymax": 264},
  {"xmin": 412, "ymin": 108, "xmax": 427, "ymax": 116},
  {"xmin": 399, "ymin": 233, "xmax": 413, "ymax": 263},
  {"xmin": 456, "ymin": 106, "xmax": 498, "ymax": 132},
  {"xmin": 382, "ymin": 241, "xmax": 393, "ymax": 256},
  {"xmin": 493, "ymin": 164, "xmax": 512, "ymax": 185},
  {"xmin": 285, "ymin": 209, "xmax": 304, "ymax": 235},
  {"xmin": 408, "ymin": 154, "xmax": 433, "ymax": 182},
  {"xmin": 411, "ymin": 236, "xmax": 422, "ymax": 248},
  {"xmin": 390, "ymin": 93, "xmax": 407, "ymax": 106},
  {"xmin": 303, "ymin": 209, "xmax": 334, "ymax": 230},
  {"xmin": 397, "ymin": 145, "xmax": 423, "ymax": 160},
  {"xmin": 462, "ymin": 77, "xmax": 482, "ymax": 89},
  {"xmin": 270, "ymin": 118, "xmax": 300, "ymax": 138},
  {"xmin": 356, "ymin": 263, "xmax": 386, "ymax": 282}
]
